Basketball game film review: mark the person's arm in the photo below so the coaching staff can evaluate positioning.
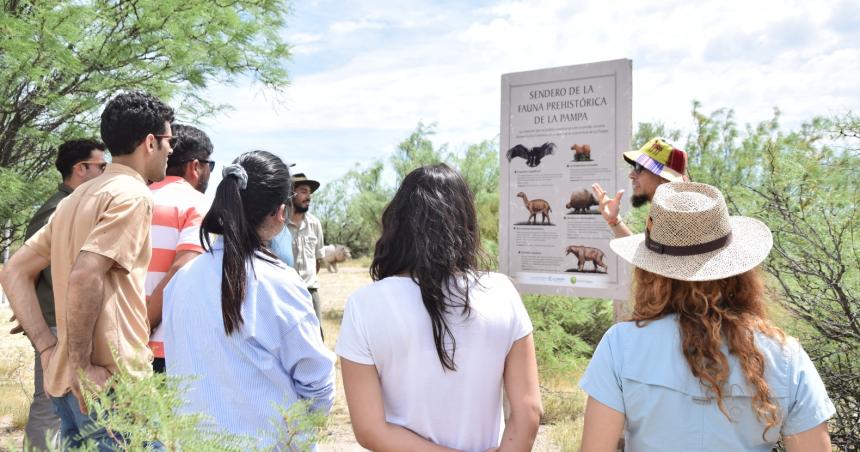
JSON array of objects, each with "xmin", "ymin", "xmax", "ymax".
[
  {"xmin": 0, "ymin": 246, "xmax": 55, "ymax": 359},
  {"xmin": 591, "ymin": 183, "xmax": 632, "ymax": 238},
  {"xmin": 147, "ymin": 249, "xmax": 200, "ymax": 329},
  {"xmin": 66, "ymin": 251, "xmax": 115, "ymax": 411},
  {"xmin": 278, "ymin": 313, "xmax": 336, "ymax": 413},
  {"xmin": 341, "ymin": 358, "xmax": 462, "ymax": 452},
  {"xmin": 783, "ymin": 422, "xmax": 831, "ymax": 452},
  {"xmin": 496, "ymin": 333, "xmax": 542, "ymax": 451},
  {"xmin": 580, "ymin": 397, "xmax": 625, "ymax": 452},
  {"xmin": 314, "ymin": 221, "xmax": 324, "ymax": 274}
]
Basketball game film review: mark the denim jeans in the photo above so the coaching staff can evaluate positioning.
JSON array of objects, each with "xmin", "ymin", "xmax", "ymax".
[
  {"xmin": 51, "ymin": 392, "xmax": 164, "ymax": 451},
  {"xmin": 25, "ymin": 328, "xmax": 60, "ymax": 450}
]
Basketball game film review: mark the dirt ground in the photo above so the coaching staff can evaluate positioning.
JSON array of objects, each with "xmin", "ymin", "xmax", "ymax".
[{"xmin": 0, "ymin": 263, "xmax": 562, "ymax": 451}]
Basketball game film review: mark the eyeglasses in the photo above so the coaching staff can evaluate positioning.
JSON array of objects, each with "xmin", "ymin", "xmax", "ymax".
[
  {"xmin": 79, "ymin": 161, "xmax": 108, "ymax": 172},
  {"xmin": 153, "ymin": 134, "xmax": 174, "ymax": 147},
  {"xmin": 198, "ymin": 159, "xmax": 215, "ymax": 171},
  {"xmin": 632, "ymin": 162, "xmax": 646, "ymax": 174}
]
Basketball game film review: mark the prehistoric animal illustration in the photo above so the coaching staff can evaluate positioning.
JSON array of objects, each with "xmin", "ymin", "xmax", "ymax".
[
  {"xmin": 564, "ymin": 245, "xmax": 608, "ymax": 273},
  {"xmin": 571, "ymin": 143, "xmax": 592, "ymax": 161},
  {"xmin": 565, "ymin": 189, "xmax": 599, "ymax": 213},
  {"xmin": 322, "ymin": 244, "xmax": 352, "ymax": 272},
  {"xmin": 506, "ymin": 142, "xmax": 557, "ymax": 167},
  {"xmin": 516, "ymin": 192, "xmax": 552, "ymax": 225}
]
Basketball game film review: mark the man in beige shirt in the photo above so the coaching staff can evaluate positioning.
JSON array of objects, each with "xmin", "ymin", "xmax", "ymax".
[{"xmin": 0, "ymin": 91, "xmax": 174, "ymax": 449}]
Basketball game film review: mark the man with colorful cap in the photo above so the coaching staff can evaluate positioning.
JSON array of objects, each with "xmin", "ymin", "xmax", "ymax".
[
  {"xmin": 288, "ymin": 173, "xmax": 326, "ymax": 336},
  {"xmin": 592, "ymin": 137, "xmax": 688, "ymax": 238}
]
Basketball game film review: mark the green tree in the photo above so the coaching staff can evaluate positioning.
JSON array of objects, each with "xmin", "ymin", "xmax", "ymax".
[
  {"xmin": 0, "ymin": 0, "xmax": 292, "ymax": 256},
  {"xmin": 390, "ymin": 121, "xmax": 445, "ymax": 182},
  {"xmin": 314, "ymin": 159, "xmax": 391, "ymax": 257},
  {"xmin": 679, "ymin": 104, "xmax": 859, "ymax": 447},
  {"xmin": 449, "ymin": 138, "xmax": 500, "ymax": 265},
  {"xmin": 315, "ymin": 124, "xmax": 502, "ymax": 263}
]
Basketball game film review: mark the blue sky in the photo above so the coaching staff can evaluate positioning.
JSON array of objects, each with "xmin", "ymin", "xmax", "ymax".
[{"xmin": 195, "ymin": 0, "xmax": 860, "ymax": 190}]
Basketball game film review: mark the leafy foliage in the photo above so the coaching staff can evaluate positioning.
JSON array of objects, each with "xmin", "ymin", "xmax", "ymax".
[
  {"xmin": 0, "ymin": 0, "xmax": 292, "ymax": 257},
  {"xmin": 677, "ymin": 104, "xmax": 859, "ymax": 447},
  {"xmin": 51, "ymin": 363, "xmax": 328, "ymax": 451},
  {"xmin": 315, "ymin": 123, "xmax": 501, "ymax": 264},
  {"xmin": 522, "ymin": 295, "xmax": 613, "ymax": 376},
  {"xmin": 0, "ymin": 168, "xmax": 57, "ymax": 256}
]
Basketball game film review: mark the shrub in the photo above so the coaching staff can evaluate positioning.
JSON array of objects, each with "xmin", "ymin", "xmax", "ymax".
[{"xmin": 522, "ymin": 295, "xmax": 613, "ymax": 377}]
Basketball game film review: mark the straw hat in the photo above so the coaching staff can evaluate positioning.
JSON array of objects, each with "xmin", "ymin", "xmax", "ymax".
[{"xmin": 610, "ymin": 182, "xmax": 772, "ymax": 281}]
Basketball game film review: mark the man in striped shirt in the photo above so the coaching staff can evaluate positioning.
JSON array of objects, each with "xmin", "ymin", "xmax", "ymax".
[{"xmin": 145, "ymin": 124, "xmax": 214, "ymax": 372}]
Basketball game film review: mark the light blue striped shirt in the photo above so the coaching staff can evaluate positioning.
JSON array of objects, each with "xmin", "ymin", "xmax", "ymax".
[{"xmin": 162, "ymin": 237, "xmax": 336, "ymax": 449}]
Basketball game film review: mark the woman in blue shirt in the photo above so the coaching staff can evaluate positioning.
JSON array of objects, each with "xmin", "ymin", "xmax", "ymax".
[
  {"xmin": 162, "ymin": 151, "xmax": 335, "ymax": 449},
  {"xmin": 580, "ymin": 182, "xmax": 834, "ymax": 451}
]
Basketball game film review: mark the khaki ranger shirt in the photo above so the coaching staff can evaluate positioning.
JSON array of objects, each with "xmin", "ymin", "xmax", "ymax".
[
  {"xmin": 26, "ymin": 163, "xmax": 154, "ymax": 397},
  {"xmin": 287, "ymin": 212, "xmax": 324, "ymax": 290}
]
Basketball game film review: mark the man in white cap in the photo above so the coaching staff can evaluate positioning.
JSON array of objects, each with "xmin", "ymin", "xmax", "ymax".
[{"xmin": 592, "ymin": 137, "xmax": 688, "ymax": 238}]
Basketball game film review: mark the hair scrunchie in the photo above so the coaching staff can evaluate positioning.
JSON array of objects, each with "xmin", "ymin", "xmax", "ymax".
[{"xmin": 222, "ymin": 163, "xmax": 248, "ymax": 190}]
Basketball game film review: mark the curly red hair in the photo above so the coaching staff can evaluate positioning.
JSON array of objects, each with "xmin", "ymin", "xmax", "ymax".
[{"xmin": 631, "ymin": 267, "xmax": 785, "ymax": 438}]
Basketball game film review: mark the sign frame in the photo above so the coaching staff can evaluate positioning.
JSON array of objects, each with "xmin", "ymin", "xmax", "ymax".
[{"xmin": 499, "ymin": 59, "xmax": 633, "ymax": 300}]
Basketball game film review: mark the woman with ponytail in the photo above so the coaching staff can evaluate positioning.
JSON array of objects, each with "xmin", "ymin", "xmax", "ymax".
[
  {"xmin": 336, "ymin": 164, "xmax": 542, "ymax": 451},
  {"xmin": 161, "ymin": 151, "xmax": 335, "ymax": 448},
  {"xmin": 579, "ymin": 182, "xmax": 834, "ymax": 452}
]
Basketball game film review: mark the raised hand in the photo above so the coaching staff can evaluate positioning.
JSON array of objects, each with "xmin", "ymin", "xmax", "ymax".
[{"xmin": 592, "ymin": 183, "xmax": 624, "ymax": 225}]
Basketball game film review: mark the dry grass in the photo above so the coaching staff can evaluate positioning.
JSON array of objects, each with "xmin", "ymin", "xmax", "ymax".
[
  {"xmin": 539, "ymin": 371, "xmax": 587, "ymax": 451},
  {"xmin": 0, "ymin": 305, "xmax": 34, "ymax": 448}
]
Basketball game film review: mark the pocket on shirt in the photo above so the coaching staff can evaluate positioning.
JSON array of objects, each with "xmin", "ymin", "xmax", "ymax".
[{"xmin": 620, "ymin": 369, "xmax": 789, "ymax": 445}]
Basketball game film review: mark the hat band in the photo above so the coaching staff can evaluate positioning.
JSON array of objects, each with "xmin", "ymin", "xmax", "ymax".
[{"xmin": 645, "ymin": 230, "xmax": 733, "ymax": 256}]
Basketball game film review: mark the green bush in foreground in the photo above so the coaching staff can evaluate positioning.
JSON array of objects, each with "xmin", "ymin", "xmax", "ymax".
[{"xmin": 36, "ymin": 363, "xmax": 327, "ymax": 451}]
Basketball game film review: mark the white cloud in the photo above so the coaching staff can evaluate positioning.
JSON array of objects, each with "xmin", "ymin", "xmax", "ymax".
[
  {"xmin": 329, "ymin": 19, "xmax": 387, "ymax": 34},
  {"xmin": 199, "ymin": 0, "xmax": 859, "ymax": 186}
]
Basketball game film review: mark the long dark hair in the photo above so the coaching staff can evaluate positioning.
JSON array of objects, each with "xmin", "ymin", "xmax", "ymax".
[
  {"xmin": 370, "ymin": 164, "xmax": 487, "ymax": 371},
  {"xmin": 200, "ymin": 150, "xmax": 291, "ymax": 335}
]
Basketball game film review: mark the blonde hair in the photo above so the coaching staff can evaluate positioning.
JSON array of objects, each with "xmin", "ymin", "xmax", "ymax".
[{"xmin": 632, "ymin": 267, "xmax": 785, "ymax": 437}]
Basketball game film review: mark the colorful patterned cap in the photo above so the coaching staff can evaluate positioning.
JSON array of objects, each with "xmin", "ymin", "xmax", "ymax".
[{"xmin": 623, "ymin": 137, "xmax": 687, "ymax": 182}]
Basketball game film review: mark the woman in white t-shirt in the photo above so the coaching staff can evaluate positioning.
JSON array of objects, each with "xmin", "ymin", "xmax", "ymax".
[{"xmin": 336, "ymin": 164, "xmax": 541, "ymax": 452}]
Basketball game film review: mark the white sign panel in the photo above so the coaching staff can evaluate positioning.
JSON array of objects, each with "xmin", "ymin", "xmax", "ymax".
[{"xmin": 499, "ymin": 59, "xmax": 632, "ymax": 299}]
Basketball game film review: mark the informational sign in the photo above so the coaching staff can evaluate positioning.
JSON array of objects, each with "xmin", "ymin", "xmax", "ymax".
[{"xmin": 499, "ymin": 59, "xmax": 632, "ymax": 299}]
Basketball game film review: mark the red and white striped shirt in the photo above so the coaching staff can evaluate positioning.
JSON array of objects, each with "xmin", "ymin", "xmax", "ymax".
[{"xmin": 146, "ymin": 176, "xmax": 208, "ymax": 357}]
